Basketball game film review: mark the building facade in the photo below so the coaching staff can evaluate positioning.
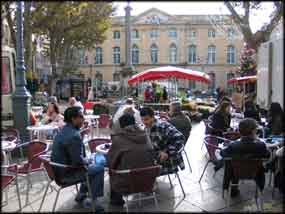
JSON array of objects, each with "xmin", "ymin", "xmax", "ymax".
[{"xmin": 77, "ymin": 8, "xmax": 244, "ymax": 92}]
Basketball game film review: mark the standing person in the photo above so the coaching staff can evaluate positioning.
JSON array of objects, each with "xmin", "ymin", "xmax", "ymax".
[
  {"xmin": 107, "ymin": 113, "xmax": 155, "ymax": 206},
  {"xmin": 208, "ymin": 101, "xmax": 231, "ymax": 136},
  {"xmin": 244, "ymin": 100, "xmax": 261, "ymax": 122},
  {"xmin": 51, "ymin": 107, "xmax": 105, "ymax": 210},
  {"xmin": 69, "ymin": 96, "xmax": 84, "ymax": 112},
  {"xmin": 140, "ymin": 107, "xmax": 185, "ymax": 175},
  {"xmin": 162, "ymin": 86, "xmax": 168, "ymax": 103},
  {"xmin": 216, "ymin": 86, "xmax": 225, "ymax": 103},
  {"xmin": 168, "ymin": 101, "xmax": 192, "ymax": 144},
  {"xmin": 144, "ymin": 86, "xmax": 152, "ymax": 103},
  {"xmin": 266, "ymin": 102, "xmax": 284, "ymax": 136},
  {"xmin": 111, "ymin": 98, "xmax": 143, "ymax": 133},
  {"xmin": 220, "ymin": 118, "xmax": 270, "ymax": 197}
]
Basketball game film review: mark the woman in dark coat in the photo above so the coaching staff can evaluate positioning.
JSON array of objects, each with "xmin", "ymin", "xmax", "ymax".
[
  {"xmin": 267, "ymin": 102, "xmax": 284, "ymax": 136},
  {"xmin": 107, "ymin": 113, "xmax": 155, "ymax": 205},
  {"xmin": 244, "ymin": 100, "xmax": 260, "ymax": 122}
]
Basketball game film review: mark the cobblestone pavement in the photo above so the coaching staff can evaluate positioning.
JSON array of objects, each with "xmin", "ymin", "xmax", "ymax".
[{"xmin": 2, "ymin": 121, "xmax": 283, "ymax": 213}]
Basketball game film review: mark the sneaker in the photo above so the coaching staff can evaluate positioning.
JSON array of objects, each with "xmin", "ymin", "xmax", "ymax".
[
  {"xmin": 230, "ymin": 188, "xmax": 240, "ymax": 198},
  {"xmin": 75, "ymin": 193, "xmax": 87, "ymax": 203},
  {"xmin": 82, "ymin": 197, "xmax": 105, "ymax": 212}
]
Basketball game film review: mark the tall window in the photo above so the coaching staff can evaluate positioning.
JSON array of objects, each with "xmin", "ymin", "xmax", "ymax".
[
  {"xmin": 227, "ymin": 28, "xmax": 235, "ymax": 38},
  {"xmin": 188, "ymin": 45, "xmax": 196, "ymax": 64},
  {"xmin": 78, "ymin": 49, "xmax": 85, "ymax": 64},
  {"xmin": 95, "ymin": 47, "xmax": 103, "ymax": 64},
  {"xmin": 227, "ymin": 45, "xmax": 236, "ymax": 64},
  {"xmin": 131, "ymin": 29, "xmax": 139, "ymax": 39},
  {"xmin": 207, "ymin": 45, "xmax": 216, "ymax": 64},
  {"xmin": 208, "ymin": 29, "xmax": 216, "ymax": 38},
  {"xmin": 169, "ymin": 44, "xmax": 177, "ymax": 64},
  {"xmin": 150, "ymin": 44, "xmax": 158, "ymax": 64},
  {"xmin": 168, "ymin": 28, "xmax": 177, "ymax": 38},
  {"xmin": 131, "ymin": 44, "xmax": 139, "ymax": 64},
  {"xmin": 113, "ymin": 31, "xmax": 120, "ymax": 39},
  {"xmin": 150, "ymin": 29, "xmax": 159, "ymax": 38},
  {"xmin": 113, "ymin": 47, "xmax": 120, "ymax": 64},
  {"xmin": 208, "ymin": 72, "xmax": 216, "ymax": 91},
  {"xmin": 189, "ymin": 30, "xmax": 196, "ymax": 38},
  {"xmin": 188, "ymin": 80, "xmax": 196, "ymax": 90}
]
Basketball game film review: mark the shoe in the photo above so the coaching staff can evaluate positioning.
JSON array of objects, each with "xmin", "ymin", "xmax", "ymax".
[
  {"xmin": 75, "ymin": 193, "xmax": 87, "ymax": 203},
  {"xmin": 230, "ymin": 188, "xmax": 240, "ymax": 198},
  {"xmin": 82, "ymin": 197, "xmax": 105, "ymax": 212},
  {"xmin": 213, "ymin": 161, "xmax": 224, "ymax": 172},
  {"xmin": 110, "ymin": 198, "xmax": 125, "ymax": 206}
]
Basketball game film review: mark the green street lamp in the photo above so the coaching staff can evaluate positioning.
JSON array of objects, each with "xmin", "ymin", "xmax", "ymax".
[{"xmin": 12, "ymin": 1, "xmax": 32, "ymax": 140}]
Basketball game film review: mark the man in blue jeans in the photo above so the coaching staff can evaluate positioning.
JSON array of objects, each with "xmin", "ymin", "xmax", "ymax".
[{"xmin": 51, "ymin": 106, "xmax": 105, "ymax": 211}]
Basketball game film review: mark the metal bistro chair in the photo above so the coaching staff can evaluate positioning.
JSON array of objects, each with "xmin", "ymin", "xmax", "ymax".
[
  {"xmin": 164, "ymin": 146, "xmax": 187, "ymax": 198},
  {"xmin": 223, "ymin": 158, "xmax": 266, "ymax": 211},
  {"xmin": 1, "ymin": 153, "xmax": 22, "ymax": 211},
  {"xmin": 8, "ymin": 141, "xmax": 49, "ymax": 205},
  {"xmin": 2, "ymin": 128, "xmax": 24, "ymax": 160},
  {"xmin": 110, "ymin": 165, "xmax": 161, "ymax": 212},
  {"xmin": 38, "ymin": 155, "xmax": 95, "ymax": 212},
  {"xmin": 199, "ymin": 135, "xmax": 231, "ymax": 183}
]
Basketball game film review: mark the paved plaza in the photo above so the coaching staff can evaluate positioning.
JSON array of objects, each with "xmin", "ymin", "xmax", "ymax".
[{"xmin": 2, "ymin": 121, "xmax": 283, "ymax": 213}]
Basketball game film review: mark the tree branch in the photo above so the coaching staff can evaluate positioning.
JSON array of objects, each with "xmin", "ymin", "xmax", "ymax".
[
  {"xmin": 224, "ymin": 2, "xmax": 243, "ymax": 24},
  {"xmin": 244, "ymin": 2, "xmax": 250, "ymax": 24}
]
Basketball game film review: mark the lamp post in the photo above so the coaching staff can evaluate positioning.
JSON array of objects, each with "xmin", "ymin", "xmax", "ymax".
[
  {"xmin": 12, "ymin": 1, "xmax": 32, "ymax": 141},
  {"xmin": 120, "ymin": 1, "xmax": 135, "ymax": 97}
]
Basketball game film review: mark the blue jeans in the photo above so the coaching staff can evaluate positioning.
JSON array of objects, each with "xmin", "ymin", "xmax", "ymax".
[{"xmin": 79, "ymin": 164, "xmax": 104, "ymax": 199}]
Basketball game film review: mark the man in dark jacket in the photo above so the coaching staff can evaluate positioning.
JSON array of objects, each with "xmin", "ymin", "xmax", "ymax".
[
  {"xmin": 107, "ymin": 113, "xmax": 155, "ymax": 206},
  {"xmin": 168, "ymin": 101, "xmax": 192, "ymax": 143},
  {"xmin": 220, "ymin": 118, "xmax": 270, "ymax": 197},
  {"xmin": 51, "ymin": 107, "xmax": 105, "ymax": 209}
]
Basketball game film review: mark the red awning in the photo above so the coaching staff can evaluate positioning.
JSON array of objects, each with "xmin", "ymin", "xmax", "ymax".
[
  {"xmin": 128, "ymin": 66, "xmax": 211, "ymax": 85},
  {"xmin": 227, "ymin": 75, "xmax": 257, "ymax": 84}
]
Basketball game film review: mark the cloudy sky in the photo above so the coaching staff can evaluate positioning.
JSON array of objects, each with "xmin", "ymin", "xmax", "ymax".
[{"xmin": 112, "ymin": 1, "xmax": 275, "ymax": 33}]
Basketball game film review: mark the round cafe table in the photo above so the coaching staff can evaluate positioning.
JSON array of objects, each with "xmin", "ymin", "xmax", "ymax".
[
  {"xmin": 2, "ymin": 139, "xmax": 17, "ymax": 165},
  {"xmin": 95, "ymin": 143, "xmax": 112, "ymax": 155}
]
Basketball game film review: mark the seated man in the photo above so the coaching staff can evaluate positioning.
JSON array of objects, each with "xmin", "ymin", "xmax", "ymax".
[
  {"xmin": 69, "ymin": 96, "xmax": 84, "ymax": 112},
  {"xmin": 140, "ymin": 107, "xmax": 185, "ymax": 175},
  {"xmin": 168, "ymin": 101, "xmax": 192, "ymax": 144},
  {"xmin": 107, "ymin": 113, "xmax": 155, "ymax": 206},
  {"xmin": 51, "ymin": 107, "xmax": 105, "ymax": 210},
  {"xmin": 220, "ymin": 118, "xmax": 270, "ymax": 197}
]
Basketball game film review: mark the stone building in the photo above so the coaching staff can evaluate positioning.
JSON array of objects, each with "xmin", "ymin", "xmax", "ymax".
[{"xmin": 77, "ymin": 8, "xmax": 244, "ymax": 92}]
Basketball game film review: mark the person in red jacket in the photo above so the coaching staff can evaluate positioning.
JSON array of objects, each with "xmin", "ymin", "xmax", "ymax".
[{"xmin": 30, "ymin": 111, "xmax": 37, "ymax": 125}]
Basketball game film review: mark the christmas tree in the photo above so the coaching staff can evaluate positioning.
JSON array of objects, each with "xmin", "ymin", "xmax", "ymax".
[{"xmin": 238, "ymin": 43, "xmax": 257, "ymax": 77}]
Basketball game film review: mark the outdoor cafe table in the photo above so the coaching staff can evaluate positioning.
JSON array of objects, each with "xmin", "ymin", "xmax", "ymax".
[
  {"xmin": 26, "ymin": 124, "xmax": 59, "ymax": 142},
  {"xmin": 1, "ymin": 138, "xmax": 17, "ymax": 165},
  {"xmin": 96, "ymin": 143, "xmax": 112, "ymax": 155}
]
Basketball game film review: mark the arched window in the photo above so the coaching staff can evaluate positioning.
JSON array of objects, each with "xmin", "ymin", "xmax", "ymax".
[
  {"xmin": 188, "ymin": 45, "xmax": 196, "ymax": 64},
  {"xmin": 150, "ymin": 44, "xmax": 158, "ymax": 64},
  {"xmin": 131, "ymin": 29, "xmax": 139, "ymax": 39},
  {"xmin": 169, "ymin": 44, "xmax": 177, "ymax": 64},
  {"xmin": 207, "ymin": 45, "xmax": 216, "ymax": 64},
  {"xmin": 113, "ymin": 31, "xmax": 120, "ymax": 39},
  {"xmin": 131, "ymin": 44, "xmax": 139, "ymax": 64},
  {"xmin": 227, "ymin": 45, "xmax": 236, "ymax": 64},
  {"xmin": 113, "ymin": 47, "xmax": 120, "ymax": 64},
  {"xmin": 95, "ymin": 47, "xmax": 103, "ymax": 64}
]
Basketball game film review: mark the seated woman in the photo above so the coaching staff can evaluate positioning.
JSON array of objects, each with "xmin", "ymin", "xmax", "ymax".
[
  {"xmin": 107, "ymin": 113, "xmax": 155, "ymax": 206},
  {"xmin": 42, "ymin": 102, "xmax": 64, "ymax": 126},
  {"xmin": 207, "ymin": 101, "xmax": 231, "ymax": 136}
]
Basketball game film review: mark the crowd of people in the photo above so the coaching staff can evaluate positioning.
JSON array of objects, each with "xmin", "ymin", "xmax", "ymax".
[
  {"xmin": 41, "ymin": 91, "xmax": 283, "ymax": 211},
  {"xmin": 144, "ymin": 82, "xmax": 168, "ymax": 103}
]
